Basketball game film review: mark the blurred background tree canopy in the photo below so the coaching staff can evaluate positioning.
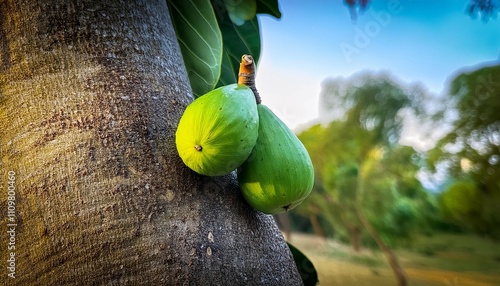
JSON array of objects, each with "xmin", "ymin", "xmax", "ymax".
[
  {"xmin": 427, "ymin": 65, "xmax": 500, "ymax": 239},
  {"xmin": 293, "ymin": 71, "xmax": 437, "ymax": 249},
  {"xmin": 289, "ymin": 63, "xmax": 500, "ymax": 247}
]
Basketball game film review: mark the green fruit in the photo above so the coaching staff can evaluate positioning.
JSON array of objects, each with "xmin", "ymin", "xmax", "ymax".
[
  {"xmin": 176, "ymin": 84, "xmax": 259, "ymax": 176},
  {"xmin": 237, "ymin": 104, "xmax": 314, "ymax": 214}
]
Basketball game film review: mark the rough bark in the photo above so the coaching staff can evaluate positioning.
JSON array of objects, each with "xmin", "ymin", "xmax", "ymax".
[{"xmin": 0, "ymin": 0, "xmax": 303, "ymax": 285}]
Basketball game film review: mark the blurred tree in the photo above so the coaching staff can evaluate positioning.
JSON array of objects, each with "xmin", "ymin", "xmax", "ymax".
[
  {"xmin": 466, "ymin": 0, "xmax": 500, "ymax": 21},
  {"xmin": 360, "ymin": 146, "xmax": 430, "ymax": 246},
  {"xmin": 428, "ymin": 65, "xmax": 500, "ymax": 239},
  {"xmin": 298, "ymin": 71, "xmax": 435, "ymax": 286},
  {"xmin": 343, "ymin": 0, "xmax": 500, "ymax": 21},
  {"xmin": 343, "ymin": 0, "xmax": 370, "ymax": 21},
  {"xmin": 439, "ymin": 181, "xmax": 485, "ymax": 231}
]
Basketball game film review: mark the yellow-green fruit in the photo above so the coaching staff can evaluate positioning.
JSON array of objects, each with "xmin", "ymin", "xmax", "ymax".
[
  {"xmin": 176, "ymin": 84, "xmax": 259, "ymax": 176},
  {"xmin": 237, "ymin": 104, "xmax": 314, "ymax": 214}
]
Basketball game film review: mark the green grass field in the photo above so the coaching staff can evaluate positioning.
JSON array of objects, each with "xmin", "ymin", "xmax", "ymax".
[{"xmin": 288, "ymin": 232, "xmax": 500, "ymax": 286}]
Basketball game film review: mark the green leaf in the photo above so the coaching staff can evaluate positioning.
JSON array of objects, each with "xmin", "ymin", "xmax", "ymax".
[
  {"xmin": 218, "ymin": 50, "xmax": 239, "ymax": 87},
  {"xmin": 256, "ymin": 0, "xmax": 282, "ymax": 18},
  {"xmin": 223, "ymin": 0, "xmax": 257, "ymax": 26},
  {"xmin": 167, "ymin": 0, "xmax": 223, "ymax": 98},
  {"xmin": 213, "ymin": 0, "xmax": 261, "ymax": 87},
  {"xmin": 287, "ymin": 242, "xmax": 319, "ymax": 286}
]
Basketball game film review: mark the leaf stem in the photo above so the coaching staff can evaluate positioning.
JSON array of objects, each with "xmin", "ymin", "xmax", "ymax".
[{"xmin": 238, "ymin": 54, "xmax": 261, "ymax": 104}]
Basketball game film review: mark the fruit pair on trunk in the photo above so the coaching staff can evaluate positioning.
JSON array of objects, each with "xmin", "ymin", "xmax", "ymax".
[{"xmin": 175, "ymin": 81, "xmax": 313, "ymax": 214}]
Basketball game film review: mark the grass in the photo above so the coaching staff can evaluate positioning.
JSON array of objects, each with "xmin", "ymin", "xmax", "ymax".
[
  {"xmin": 403, "ymin": 233, "xmax": 500, "ymax": 274},
  {"xmin": 287, "ymin": 232, "xmax": 500, "ymax": 286}
]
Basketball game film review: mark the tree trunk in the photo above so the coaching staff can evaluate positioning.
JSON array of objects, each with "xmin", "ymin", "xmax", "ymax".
[
  {"xmin": 309, "ymin": 214, "xmax": 326, "ymax": 240},
  {"xmin": 350, "ymin": 225, "xmax": 361, "ymax": 252},
  {"xmin": 0, "ymin": 1, "xmax": 303, "ymax": 285},
  {"xmin": 356, "ymin": 207, "xmax": 407, "ymax": 286}
]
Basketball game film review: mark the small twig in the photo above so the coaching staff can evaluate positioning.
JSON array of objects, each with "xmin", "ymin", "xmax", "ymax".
[{"xmin": 237, "ymin": 54, "xmax": 261, "ymax": 104}]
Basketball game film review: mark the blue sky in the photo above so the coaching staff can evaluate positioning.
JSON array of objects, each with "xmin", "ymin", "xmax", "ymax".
[{"xmin": 255, "ymin": 0, "xmax": 500, "ymax": 136}]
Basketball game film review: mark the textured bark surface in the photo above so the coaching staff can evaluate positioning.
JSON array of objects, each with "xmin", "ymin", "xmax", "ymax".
[{"xmin": 0, "ymin": 0, "xmax": 303, "ymax": 285}]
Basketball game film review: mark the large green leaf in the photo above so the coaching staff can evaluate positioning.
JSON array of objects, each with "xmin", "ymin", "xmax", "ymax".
[
  {"xmin": 212, "ymin": 0, "xmax": 281, "ymax": 87},
  {"xmin": 287, "ymin": 242, "xmax": 319, "ymax": 286},
  {"xmin": 167, "ymin": 0, "xmax": 223, "ymax": 98},
  {"xmin": 212, "ymin": 0, "xmax": 262, "ymax": 87},
  {"xmin": 223, "ymin": 0, "xmax": 257, "ymax": 26},
  {"xmin": 216, "ymin": 16, "xmax": 261, "ymax": 87},
  {"xmin": 256, "ymin": 0, "xmax": 281, "ymax": 18}
]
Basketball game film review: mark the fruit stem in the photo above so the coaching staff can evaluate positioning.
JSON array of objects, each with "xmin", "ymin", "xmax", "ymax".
[{"xmin": 238, "ymin": 54, "xmax": 261, "ymax": 104}]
